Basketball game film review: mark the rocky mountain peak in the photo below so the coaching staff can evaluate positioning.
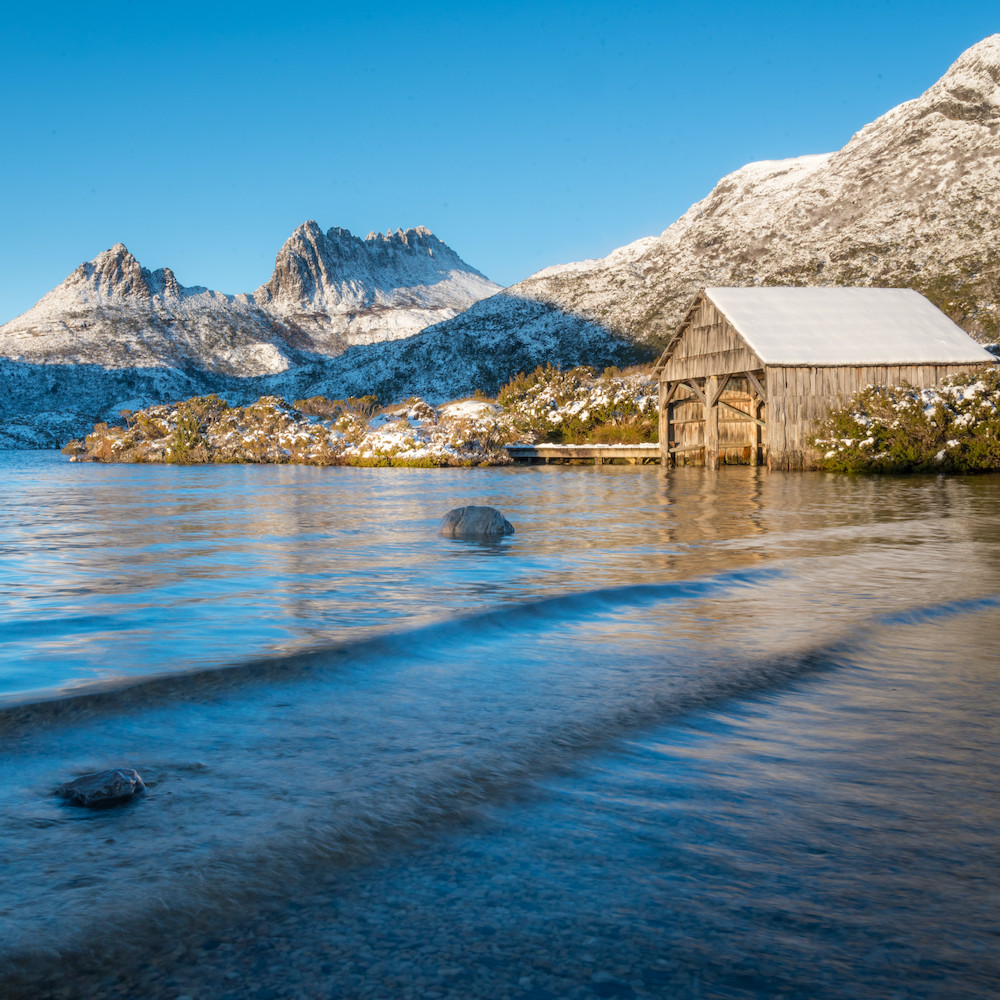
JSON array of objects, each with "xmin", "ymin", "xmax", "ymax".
[
  {"xmin": 147, "ymin": 266, "xmax": 183, "ymax": 298},
  {"xmin": 937, "ymin": 33, "xmax": 1000, "ymax": 93},
  {"xmin": 903, "ymin": 33, "xmax": 1000, "ymax": 133},
  {"xmin": 50, "ymin": 244, "xmax": 197, "ymax": 305},
  {"xmin": 255, "ymin": 221, "xmax": 496, "ymax": 312},
  {"xmin": 73, "ymin": 243, "xmax": 151, "ymax": 300}
]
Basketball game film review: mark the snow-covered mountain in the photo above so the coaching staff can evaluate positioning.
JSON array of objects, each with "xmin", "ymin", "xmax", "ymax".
[
  {"xmin": 0, "ymin": 243, "xmax": 297, "ymax": 376},
  {"xmin": 254, "ymin": 223, "xmax": 501, "ymax": 353},
  {"xmin": 0, "ymin": 224, "xmax": 501, "ymax": 445},
  {"xmin": 420, "ymin": 33, "xmax": 1000, "ymax": 358},
  {"xmin": 0, "ymin": 225, "xmax": 500, "ymax": 374}
]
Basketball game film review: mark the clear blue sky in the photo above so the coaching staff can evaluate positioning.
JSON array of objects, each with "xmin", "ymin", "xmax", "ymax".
[{"xmin": 0, "ymin": 1, "xmax": 996, "ymax": 321}]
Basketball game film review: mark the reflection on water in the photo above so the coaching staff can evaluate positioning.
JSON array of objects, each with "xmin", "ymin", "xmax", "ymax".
[
  {"xmin": 1, "ymin": 452, "xmax": 999, "ymax": 998},
  {"xmin": 4, "ymin": 455, "xmax": 998, "ymax": 702}
]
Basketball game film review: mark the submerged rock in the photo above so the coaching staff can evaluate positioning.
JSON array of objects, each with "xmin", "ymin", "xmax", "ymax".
[
  {"xmin": 439, "ymin": 505, "xmax": 515, "ymax": 539},
  {"xmin": 57, "ymin": 768, "xmax": 145, "ymax": 807}
]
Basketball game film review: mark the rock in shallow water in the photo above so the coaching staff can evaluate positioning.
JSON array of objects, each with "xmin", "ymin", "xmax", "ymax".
[
  {"xmin": 57, "ymin": 768, "xmax": 145, "ymax": 807},
  {"xmin": 439, "ymin": 505, "xmax": 515, "ymax": 539}
]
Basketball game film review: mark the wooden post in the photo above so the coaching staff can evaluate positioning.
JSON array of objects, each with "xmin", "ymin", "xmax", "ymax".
[
  {"xmin": 749, "ymin": 392, "xmax": 759, "ymax": 466},
  {"xmin": 705, "ymin": 375, "xmax": 719, "ymax": 470},
  {"xmin": 658, "ymin": 379, "xmax": 670, "ymax": 469},
  {"xmin": 667, "ymin": 397, "xmax": 676, "ymax": 467}
]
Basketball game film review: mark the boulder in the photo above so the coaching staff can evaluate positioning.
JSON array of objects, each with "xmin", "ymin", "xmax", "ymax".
[
  {"xmin": 439, "ymin": 505, "xmax": 515, "ymax": 539},
  {"xmin": 57, "ymin": 768, "xmax": 145, "ymax": 807}
]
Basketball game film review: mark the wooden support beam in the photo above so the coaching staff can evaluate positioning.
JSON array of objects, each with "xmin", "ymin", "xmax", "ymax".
[
  {"xmin": 666, "ymin": 396, "xmax": 676, "ymax": 467},
  {"xmin": 668, "ymin": 444, "xmax": 707, "ymax": 454},
  {"xmin": 662, "ymin": 380, "xmax": 683, "ymax": 406},
  {"xmin": 658, "ymin": 380, "xmax": 669, "ymax": 468},
  {"xmin": 683, "ymin": 379, "xmax": 707, "ymax": 404},
  {"xmin": 718, "ymin": 398, "xmax": 766, "ymax": 427},
  {"xmin": 745, "ymin": 370, "xmax": 767, "ymax": 402},
  {"xmin": 709, "ymin": 373, "xmax": 733, "ymax": 407}
]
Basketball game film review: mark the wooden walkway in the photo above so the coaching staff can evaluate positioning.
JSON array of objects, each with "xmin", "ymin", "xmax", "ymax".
[{"xmin": 505, "ymin": 443, "xmax": 661, "ymax": 465}]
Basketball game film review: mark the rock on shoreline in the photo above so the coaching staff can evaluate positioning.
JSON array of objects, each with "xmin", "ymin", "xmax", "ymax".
[
  {"xmin": 57, "ymin": 768, "xmax": 145, "ymax": 807},
  {"xmin": 439, "ymin": 506, "xmax": 515, "ymax": 538}
]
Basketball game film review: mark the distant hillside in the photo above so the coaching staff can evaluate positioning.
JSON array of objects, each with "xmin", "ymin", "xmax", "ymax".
[{"xmin": 0, "ymin": 224, "xmax": 499, "ymax": 374}]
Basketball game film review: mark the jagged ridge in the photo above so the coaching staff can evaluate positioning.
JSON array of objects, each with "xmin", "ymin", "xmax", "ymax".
[
  {"xmin": 252, "ymin": 223, "xmax": 501, "ymax": 353},
  {"xmin": 0, "ymin": 225, "xmax": 501, "ymax": 374}
]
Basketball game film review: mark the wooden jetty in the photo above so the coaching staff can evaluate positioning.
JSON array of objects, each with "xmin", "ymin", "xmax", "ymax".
[{"xmin": 505, "ymin": 443, "xmax": 660, "ymax": 465}]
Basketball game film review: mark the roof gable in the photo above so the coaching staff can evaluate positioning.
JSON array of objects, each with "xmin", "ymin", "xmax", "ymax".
[{"xmin": 700, "ymin": 287, "xmax": 995, "ymax": 366}]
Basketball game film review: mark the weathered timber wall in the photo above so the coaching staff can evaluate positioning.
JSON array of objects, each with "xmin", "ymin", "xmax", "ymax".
[
  {"xmin": 659, "ymin": 300, "xmax": 764, "ymax": 381},
  {"xmin": 766, "ymin": 363, "xmax": 990, "ymax": 469}
]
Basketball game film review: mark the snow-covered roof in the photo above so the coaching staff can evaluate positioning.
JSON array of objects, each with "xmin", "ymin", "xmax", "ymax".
[{"xmin": 702, "ymin": 287, "xmax": 996, "ymax": 366}]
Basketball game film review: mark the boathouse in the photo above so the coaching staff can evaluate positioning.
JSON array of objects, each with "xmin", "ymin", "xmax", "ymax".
[{"xmin": 653, "ymin": 287, "xmax": 997, "ymax": 470}]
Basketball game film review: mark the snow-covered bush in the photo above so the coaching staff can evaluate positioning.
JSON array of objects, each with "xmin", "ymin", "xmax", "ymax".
[
  {"xmin": 62, "ymin": 366, "xmax": 659, "ymax": 466},
  {"xmin": 497, "ymin": 364, "xmax": 657, "ymax": 444},
  {"xmin": 812, "ymin": 370, "xmax": 1000, "ymax": 472}
]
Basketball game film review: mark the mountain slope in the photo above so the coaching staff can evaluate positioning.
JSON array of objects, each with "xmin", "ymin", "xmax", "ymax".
[
  {"xmin": 430, "ymin": 34, "xmax": 1000, "ymax": 357},
  {"xmin": 263, "ymin": 293, "xmax": 641, "ymax": 405}
]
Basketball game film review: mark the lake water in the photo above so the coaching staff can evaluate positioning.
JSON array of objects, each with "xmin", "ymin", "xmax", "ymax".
[{"xmin": 1, "ymin": 452, "xmax": 999, "ymax": 999}]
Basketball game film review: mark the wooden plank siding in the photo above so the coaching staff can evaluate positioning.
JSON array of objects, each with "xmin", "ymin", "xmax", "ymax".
[
  {"xmin": 765, "ymin": 363, "xmax": 987, "ymax": 469},
  {"xmin": 659, "ymin": 300, "xmax": 765, "ymax": 381}
]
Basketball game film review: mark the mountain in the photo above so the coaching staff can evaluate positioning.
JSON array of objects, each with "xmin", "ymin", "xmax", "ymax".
[
  {"xmin": 399, "ymin": 32, "xmax": 1000, "ymax": 376},
  {"xmin": 253, "ymin": 223, "xmax": 500, "ymax": 353},
  {"xmin": 0, "ymin": 225, "xmax": 500, "ymax": 373},
  {"xmin": 0, "ymin": 243, "xmax": 297, "ymax": 376},
  {"xmin": 0, "ymin": 224, "xmax": 500, "ymax": 445}
]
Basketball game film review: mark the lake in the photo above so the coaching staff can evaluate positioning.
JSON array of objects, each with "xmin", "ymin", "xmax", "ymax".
[{"xmin": 1, "ymin": 452, "xmax": 998, "ymax": 999}]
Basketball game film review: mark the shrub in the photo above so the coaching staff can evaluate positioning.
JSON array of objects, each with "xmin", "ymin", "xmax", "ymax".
[{"xmin": 812, "ymin": 370, "xmax": 1000, "ymax": 473}]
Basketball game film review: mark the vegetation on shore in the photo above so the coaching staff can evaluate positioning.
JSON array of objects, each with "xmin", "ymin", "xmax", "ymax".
[
  {"xmin": 61, "ymin": 366, "xmax": 657, "ymax": 466},
  {"xmin": 812, "ymin": 370, "xmax": 1000, "ymax": 473}
]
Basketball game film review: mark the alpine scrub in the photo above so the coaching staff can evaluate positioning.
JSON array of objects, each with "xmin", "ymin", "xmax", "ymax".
[
  {"xmin": 62, "ymin": 368, "xmax": 659, "ymax": 466},
  {"xmin": 497, "ymin": 365, "xmax": 658, "ymax": 445},
  {"xmin": 812, "ymin": 370, "xmax": 1000, "ymax": 472}
]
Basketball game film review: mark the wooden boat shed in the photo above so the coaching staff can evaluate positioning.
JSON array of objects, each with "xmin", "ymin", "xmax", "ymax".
[{"xmin": 653, "ymin": 287, "xmax": 997, "ymax": 470}]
